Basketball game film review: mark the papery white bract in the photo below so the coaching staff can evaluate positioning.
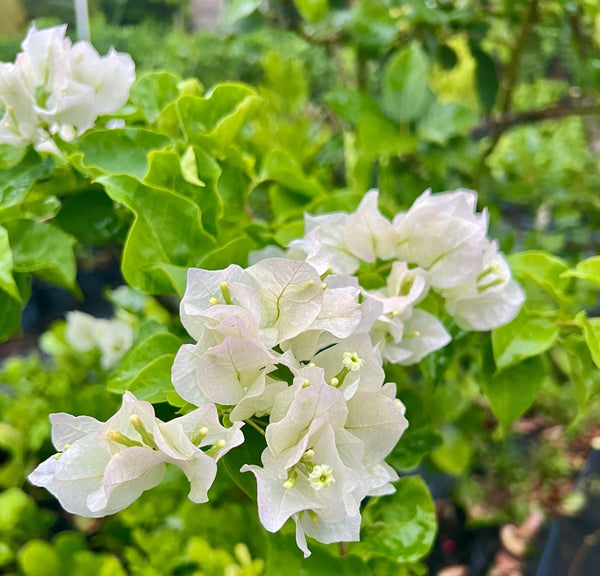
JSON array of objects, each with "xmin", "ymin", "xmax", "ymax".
[
  {"xmin": 393, "ymin": 188, "xmax": 489, "ymax": 290},
  {"xmin": 28, "ymin": 392, "xmax": 243, "ymax": 517},
  {"xmin": 442, "ymin": 240, "xmax": 525, "ymax": 330},
  {"xmin": 0, "ymin": 24, "xmax": 135, "ymax": 150}
]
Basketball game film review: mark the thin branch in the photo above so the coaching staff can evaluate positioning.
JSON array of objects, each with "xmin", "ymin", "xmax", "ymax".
[
  {"xmin": 481, "ymin": 0, "xmax": 540, "ymax": 161},
  {"xmin": 471, "ymin": 101, "xmax": 600, "ymax": 140}
]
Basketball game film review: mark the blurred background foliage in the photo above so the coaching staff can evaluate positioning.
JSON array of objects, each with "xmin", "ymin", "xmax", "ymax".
[{"xmin": 1, "ymin": 0, "xmax": 600, "ymax": 575}]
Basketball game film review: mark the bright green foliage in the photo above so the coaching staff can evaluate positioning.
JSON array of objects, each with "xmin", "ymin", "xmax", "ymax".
[
  {"xmin": 492, "ymin": 309, "xmax": 559, "ymax": 370},
  {"xmin": 356, "ymin": 477, "xmax": 437, "ymax": 564}
]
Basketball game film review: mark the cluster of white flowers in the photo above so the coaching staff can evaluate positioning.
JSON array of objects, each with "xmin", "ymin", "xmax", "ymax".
[
  {"xmin": 285, "ymin": 188, "xmax": 525, "ymax": 364},
  {"xmin": 172, "ymin": 258, "xmax": 408, "ymax": 555},
  {"xmin": 29, "ymin": 392, "xmax": 243, "ymax": 517},
  {"xmin": 65, "ymin": 311, "xmax": 134, "ymax": 369},
  {"xmin": 28, "ymin": 188, "xmax": 524, "ymax": 556},
  {"xmin": 30, "ymin": 257, "xmax": 408, "ymax": 556},
  {"xmin": 0, "ymin": 25, "xmax": 134, "ymax": 152}
]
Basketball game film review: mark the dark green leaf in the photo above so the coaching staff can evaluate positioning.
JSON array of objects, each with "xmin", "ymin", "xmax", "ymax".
[
  {"xmin": 469, "ymin": 41, "xmax": 499, "ymax": 112},
  {"xmin": 0, "ymin": 151, "xmax": 53, "ymax": 224},
  {"xmin": 54, "ymin": 188, "xmax": 122, "ymax": 244},
  {"xmin": 5, "ymin": 219, "xmax": 78, "ymax": 292}
]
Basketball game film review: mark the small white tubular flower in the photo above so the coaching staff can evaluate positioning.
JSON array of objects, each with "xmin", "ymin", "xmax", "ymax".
[
  {"xmin": 28, "ymin": 392, "xmax": 242, "ymax": 517},
  {"xmin": 343, "ymin": 189, "xmax": 398, "ymax": 262},
  {"xmin": 65, "ymin": 311, "xmax": 133, "ymax": 369},
  {"xmin": 242, "ymin": 423, "xmax": 359, "ymax": 541},
  {"xmin": 0, "ymin": 24, "xmax": 135, "ymax": 148},
  {"xmin": 311, "ymin": 333, "xmax": 385, "ymax": 399},
  {"xmin": 442, "ymin": 240, "xmax": 525, "ymax": 331},
  {"xmin": 394, "ymin": 188, "xmax": 488, "ymax": 290},
  {"xmin": 288, "ymin": 213, "xmax": 359, "ymax": 275},
  {"xmin": 245, "ymin": 258, "xmax": 324, "ymax": 346}
]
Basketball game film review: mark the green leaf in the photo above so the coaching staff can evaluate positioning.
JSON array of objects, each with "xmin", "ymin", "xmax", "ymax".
[
  {"xmin": 389, "ymin": 427, "xmax": 443, "ymax": 471},
  {"xmin": 260, "ymin": 148, "xmax": 325, "ymax": 198},
  {"xmin": 0, "ymin": 225, "xmax": 20, "ymax": 302},
  {"xmin": 108, "ymin": 331, "xmax": 182, "ymax": 402},
  {"xmin": 469, "ymin": 41, "xmax": 499, "ymax": 112},
  {"xmin": 417, "ymin": 101, "xmax": 478, "ymax": 144},
  {"xmin": 75, "ymin": 128, "xmax": 171, "ymax": 179},
  {"xmin": 294, "ymin": 0, "xmax": 328, "ymax": 23},
  {"xmin": 357, "ymin": 476, "xmax": 436, "ymax": 564},
  {"xmin": 0, "ymin": 273, "xmax": 29, "ymax": 342},
  {"xmin": 0, "ymin": 143, "xmax": 27, "ymax": 169},
  {"xmin": 5, "ymin": 219, "xmax": 77, "ymax": 292},
  {"xmin": 54, "ymin": 188, "xmax": 122, "ymax": 244},
  {"xmin": 563, "ymin": 334, "xmax": 600, "ymax": 412},
  {"xmin": 349, "ymin": 0, "xmax": 398, "ymax": 55},
  {"xmin": 199, "ymin": 235, "xmax": 258, "ymax": 270},
  {"xmin": 99, "ymin": 175, "xmax": 215, "ymax": 294},
  {"xmin": 480, "ymin": 356, "xmax": 545, "ymax": 429},
  {"xmin": 508, "ymin": 251, "xmax": 571, "ymax": 303},
  {"xmin": 430, "ymin": 425, "xmax": 471, "ymax": 475},
  {"xmin": 144, "ymin": 148, "xmax": 223, "ymax": 239},
  {"xmin": 0, "ymin": 151, "xmax": 53, "ymax": 224},
  {"xmin": 17, "ymin": 540, "xmax": 61, "ymax": 576},
  {"xmin": 130, "ymin": 71, "xmax": 182, "ymax": 124},
  {"xmin": 264, "ymin": 531, "xmax": 365, "ymax": 575},
  {"xmin": 574, "ymin": 311, "xmax": 600, "ymax": 372},
  {"xmin": 160, "ymin": 84, "xmax": 261, "ymax": 150},
  {"xmin": 562, "ymin": 256, "xmax": 600, "ymax": 286},
  {"xmin": 222, "ymin": 0, "xmax": 263, "ymax": 25},
  {"xmin": 221, "ymin": 423, "xmax": 264, "ymax": 499},
  {"xmin": 382, "ymin": 43, "xmax": 432, "ymax": 123},
  {"xmin": 492, "ymin": 309, "xmax": 559, "ymax": 370},
  {"xmin": 327, "ymin": 91, "xmax": 417, "ymax": 157}
]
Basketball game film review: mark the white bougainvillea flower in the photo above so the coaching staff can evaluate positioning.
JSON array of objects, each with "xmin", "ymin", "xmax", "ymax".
[
  {"xmin": 442, "ymin": 240, "xmax": 525, "ymax": 330},
  {"xmin": 266, "ymin": 380, "xmax": 348, "ymax": 469},
  {"xmin": 65, "ymin": 311, "xmax": 133, "ymax": 369},
  {"xmin": 0, "ymin": 24, "xmax": 134, "ymax": 149},
  {"xmin": 369, "ymin": 261, "xmax": 429, "ymax": 316},
  {"xmin": 243, "ymin": 422, "xmax": 359, "ymax": 543},
  {"xmin": 308, "ymin": 333, "xmax": 385, "ymax": 399},
  {"xmin": 343, "ymin": 189, "xmax": 398, "ymax": 262},
  {"xmin": 373, "ymin": 307, "xmax": 451, "ymax": 365},
  {"xmin": 345, "ymin": 383, "xmax": 408, "ymax": 467},
  {"xmin": 393, "ymin": 189, "xmax": 488, "ymax": 290},
  {"xmin": 28, "ymin": 392, "xmax": 243, "ymax": 517},
  {"xmin": 306, "ymin": 274, "xmax": 362, "ymax": 339},
  {"xmin": 245, "ymin": 258, "xmax": 324, "ymax": 346},
  {"xmin": 288, "ymin": 213, "xmax": 359, "ymax": 275},
  {"xmin": 0, "ymin": 62, "xmax": 41, "ymax": 147}
]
